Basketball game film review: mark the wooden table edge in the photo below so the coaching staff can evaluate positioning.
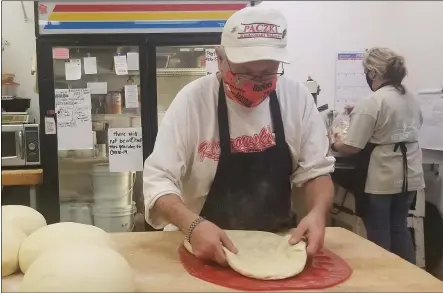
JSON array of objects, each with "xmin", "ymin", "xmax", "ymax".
[{"xmin": 1, "ymin": 169, "xmax": 43, "ymax": 186}]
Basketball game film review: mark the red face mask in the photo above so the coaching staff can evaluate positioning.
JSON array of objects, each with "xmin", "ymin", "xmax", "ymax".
[{"xmin": 223, "ymin": 70, "xmax": 277, "ymax": 108}]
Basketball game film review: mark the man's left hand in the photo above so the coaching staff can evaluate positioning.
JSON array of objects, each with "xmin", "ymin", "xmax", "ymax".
[{"xmin": 288, "ymin": 210, "xmax": 326, "ymax": 258}]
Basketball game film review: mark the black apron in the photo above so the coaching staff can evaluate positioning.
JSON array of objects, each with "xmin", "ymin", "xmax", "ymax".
[
  {"xmin": 199, "ymin": 81, "xmax": 296, "ymax": 232},
  {"xmin": 352, "ymin": 83, "xmax": 412, "ymax": 217}
]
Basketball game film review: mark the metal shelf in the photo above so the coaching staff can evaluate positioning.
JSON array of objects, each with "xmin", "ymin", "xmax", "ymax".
[
  {"xmin": 156, "ymin": 68, "xmax": 207, "ymax": 77},
  {"xmin": 92, "ymin": 113, "xmax": 140, "ymax": 122},
  {"xmin": 53, "ymin": 68, "xmax": 206, "ymax": 80}
]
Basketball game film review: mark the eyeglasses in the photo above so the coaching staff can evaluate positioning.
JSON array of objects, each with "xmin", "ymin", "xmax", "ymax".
[{"xmin": 228, "ymin": 61, "xmax": 284, "ymax": 82}]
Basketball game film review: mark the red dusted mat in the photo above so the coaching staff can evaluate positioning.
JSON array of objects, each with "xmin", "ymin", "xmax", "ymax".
[{"xmin": 179, "ymin": 246, "xmax": 352, "ymax": 291}]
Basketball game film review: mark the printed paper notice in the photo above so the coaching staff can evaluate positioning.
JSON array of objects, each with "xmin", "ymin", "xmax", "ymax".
[
  {"xmin": 108, "ymin": 127, "xmax": 143, "ymax": 172},
  {"xmin": 126, "ymin": 52, "xmax": 139, "ymax": 71},
  {"xmin": 205, "ymin": 49, "xmax": 218, "ymax": 75},
  {"xmin": 83, "ymin": 57, "xmax": 97, "ymax": 74},
  {"xmin": 124, "ymin": 85, "xmax": 139, "ymax": 108},
  {"xmin": 65, "ymin": 59, "xmax": 82, "ymax": 80},
  {"xmin": 114, "ymin": 55, "xmax": 128, "ymax": 75},
  {"xmin": 55, "ymin": 89, "xmax": 93, "ymax": 150},
  {"xmin": 87, "ymin": 82, "xmax": 108, "ymax": 94},
  {"xmin": 44, "ymin": 117, "xmax": 56, "ymax": 135}
]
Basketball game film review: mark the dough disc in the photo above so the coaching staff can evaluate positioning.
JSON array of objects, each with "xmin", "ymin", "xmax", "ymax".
[{"xmin": 184, "ymin": 230, "xmax": 307, "ymax": 280}]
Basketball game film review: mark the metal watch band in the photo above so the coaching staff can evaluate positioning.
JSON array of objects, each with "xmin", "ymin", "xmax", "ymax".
[{"xmin": 185, "ymin": 216, "xmax": 205, "ymax": 242}]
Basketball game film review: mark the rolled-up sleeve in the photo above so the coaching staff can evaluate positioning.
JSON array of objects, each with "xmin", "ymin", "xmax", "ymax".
[
  {"xmin": 143, "ymin": 92, "xmax": 191, "ymax": 229},
  {"xmin": 292, "ymin": 87, "xmax": 335, "ymax": 187},
  {"xmin": 344, "ymin": 98, "xmax": 378, "ymax": 149}
]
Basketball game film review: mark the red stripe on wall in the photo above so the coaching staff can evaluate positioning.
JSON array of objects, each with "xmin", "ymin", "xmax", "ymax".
[{"xmin": 52, "ymin": 4, "xmax": 247, "ymax": 13}]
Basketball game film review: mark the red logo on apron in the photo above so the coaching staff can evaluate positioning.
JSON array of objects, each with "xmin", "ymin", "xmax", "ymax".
[{"xmin": 198, "ymin": 126, "xmax": 276, "ymax": 162}]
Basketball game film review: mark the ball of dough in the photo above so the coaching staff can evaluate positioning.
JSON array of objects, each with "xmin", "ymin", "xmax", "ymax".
[
  {"xmin": 2, "ymin": 205, "xmax": 47, "ymax": 236},
  {"xmin": 20, "ymin": 243, "xmax": 135, "ymax": 292},
  {"xmin": 19, "ymin": 222, "xmax": 115, "ymax": 273},
  {"xmin": 1, "ymin": 223, "xmax": 27, "ymax": 277}
]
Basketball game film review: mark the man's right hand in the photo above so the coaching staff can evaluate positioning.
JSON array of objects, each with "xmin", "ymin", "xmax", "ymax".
[{"xmin": 189, "ymin": 220, "xmax": 238, "ymax": 266}]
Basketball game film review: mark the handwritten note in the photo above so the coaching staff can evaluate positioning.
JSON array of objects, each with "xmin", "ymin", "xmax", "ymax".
[
  {"xmin": 108, "ymin": 127, "xmax": 143, "ymax": 172},
  {"xmin": 83, "ymin": 57, "xmax": 97, "ymax": 74},
  {"xmin": 114, "ymin": 55, "xmax": 128, "ymax": 75},
  {"xmin": 55, "ymin": 89, "xmax": 93, "ymax": 150},
  {"xmin": 124, "ymin": 85, "xmax": 139, "ymax": 108},
  {"xmin": 65, "ymin": 59, "xmax": 82, "ymax": 80},
  {"xmin": 126, "ymin": 52, "xmax": 139, "ymax": 71},
  {"xmin": 87, "ymin": 82, "xmax": 108, "ymax": 94},
  {"xmin": 205, "ymin": 49, "xmax": 218, "ymax": 75}
]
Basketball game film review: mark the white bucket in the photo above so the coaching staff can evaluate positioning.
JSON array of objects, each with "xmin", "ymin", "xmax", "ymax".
[
  {"xmin": 91, "ymin": 164, "xmax": 134, "ymax": 207},
  {"xmin": 92, "ymin": 202, "xmax": 136, "ymax": 233},
  {"xmin": 60, "ymin": 202, "xmax": 93, "ymax": 225}
]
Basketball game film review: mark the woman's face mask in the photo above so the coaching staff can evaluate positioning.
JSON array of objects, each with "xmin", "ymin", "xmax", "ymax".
[{"xmin": 223, "ymin": 70, "xmax": 277, "ymax": 108}]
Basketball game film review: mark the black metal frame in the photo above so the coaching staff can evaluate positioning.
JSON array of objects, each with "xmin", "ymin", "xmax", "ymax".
[{"xmin": 34, "ymin": 3, "xmax": 223, "ymax": 224}]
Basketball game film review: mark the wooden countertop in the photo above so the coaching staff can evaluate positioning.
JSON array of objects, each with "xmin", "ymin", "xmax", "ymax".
[
  {"xmin": 3, "ymin": 227, "xmax": 443, "ymax": 292},
  {"xmin": 1, "ymin": 169, "xmax": 43, "ymax": 186}
]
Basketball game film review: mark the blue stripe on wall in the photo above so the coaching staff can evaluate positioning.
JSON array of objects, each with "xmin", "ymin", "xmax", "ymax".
[{"xmin": 43, "ymin": 20, "xmax": 227, "ymax": 30}]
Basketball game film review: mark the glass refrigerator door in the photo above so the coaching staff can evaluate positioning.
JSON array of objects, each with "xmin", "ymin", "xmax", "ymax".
[
  {"xmin": 156, "ymin": 45, "xmax": 217, "ymax": 123},
  {"xmin": 53, "ymin": 46, "xmax": 143, "ymax": 232}
]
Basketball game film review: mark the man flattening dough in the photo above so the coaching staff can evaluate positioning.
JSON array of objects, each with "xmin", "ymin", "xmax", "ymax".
[{"xmin": 143, "ymin": 6, "xmax": 335, "ymax": 265}]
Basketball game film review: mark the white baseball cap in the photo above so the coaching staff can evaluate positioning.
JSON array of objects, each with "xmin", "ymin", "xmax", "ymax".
[{"xmin": 221, "ymin": 6, "xmax": 290, "ymax": 64}]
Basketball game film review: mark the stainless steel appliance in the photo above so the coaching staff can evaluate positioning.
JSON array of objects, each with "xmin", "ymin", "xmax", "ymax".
[{"xmin": 1, "ymin": 123, "xmax": 40, "ymax": 167}]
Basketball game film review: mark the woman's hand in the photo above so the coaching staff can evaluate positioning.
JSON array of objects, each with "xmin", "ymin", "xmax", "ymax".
[
  {"xmin": 190, "ymin": 220, "xmax": 238, "ymax": 266},
  {"xmin": 334, "ymin": 132, "xmax": 345, "ymax": 144}
]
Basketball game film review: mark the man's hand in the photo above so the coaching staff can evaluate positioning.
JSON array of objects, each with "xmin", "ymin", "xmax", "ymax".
[
  {"xmin": 288, "ymin": 210, "xmax": 326, "ymax": 258},
  {"xmin": 190, "ymin": 220, "xmax": 238, "ymax": 266}
]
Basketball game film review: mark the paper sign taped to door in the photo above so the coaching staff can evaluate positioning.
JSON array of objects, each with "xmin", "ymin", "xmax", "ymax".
[
  {"xmin": 114, "ymin": 55, "xmax": 128, "ymax": 75},
  {"xmin": 126, "ymin": 52, "xmax": 139, "ymax": 71},
  {"xmin": 55, "ymin": 88, "xmax": 93, "ymax": 150},
  {"xmin": 83, "ymin": 57, "xmax": 98, "ymax": 74},
  {"xmin": 44, "ymin": 117, "xmax": 56, "ymax": 135},
  {"xmin": 87, "ymin": 82, "xmax": 108, "ymax": 94},
  {"xmin": 108, "ymin": 127, "xmax": 143, "ymax": 172},
  {"xmin": 124, "ymin": 85, "xmax": 139, "ymax": 108},
  {"xmin": 205, "ymin": 49, "xmax": 218, "ymax": 75},
  {"xmin": 65, "ymin": 59, "xmax": 82, "ymax": 80}
]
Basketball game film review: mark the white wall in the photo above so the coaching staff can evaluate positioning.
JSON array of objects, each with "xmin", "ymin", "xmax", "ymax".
[
  {"xmin": 2, "ymin": 2, "xmax": 39, "ymax": 122},
  {"xmin": 259, "ymin": 1, "xmax": 443, "ymax": 107},
  {"xmin": 2, "ymin": 1, "xmax": 442, "ymax": 119}
]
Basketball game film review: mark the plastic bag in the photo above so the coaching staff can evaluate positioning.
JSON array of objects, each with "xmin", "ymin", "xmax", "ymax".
[{"xmin": 329, "ymin": 110, "xmax": 350, "ymax": 142}]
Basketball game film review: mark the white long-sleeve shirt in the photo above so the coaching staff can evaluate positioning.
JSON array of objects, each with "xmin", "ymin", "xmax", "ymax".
[{"xmin": 143, "ymin": 74, "xmax": 335, "ymax": 230}]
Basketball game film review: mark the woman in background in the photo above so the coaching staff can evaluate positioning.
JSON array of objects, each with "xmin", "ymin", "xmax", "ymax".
[{"xmin": 331, "ymin": 47, "xmax": 425, "ymax": 264}]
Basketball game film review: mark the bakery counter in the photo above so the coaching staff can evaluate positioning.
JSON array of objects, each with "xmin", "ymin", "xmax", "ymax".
[{"xmin": 3, "ymin": 228, "xmax": 443, "ymax": 292}]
